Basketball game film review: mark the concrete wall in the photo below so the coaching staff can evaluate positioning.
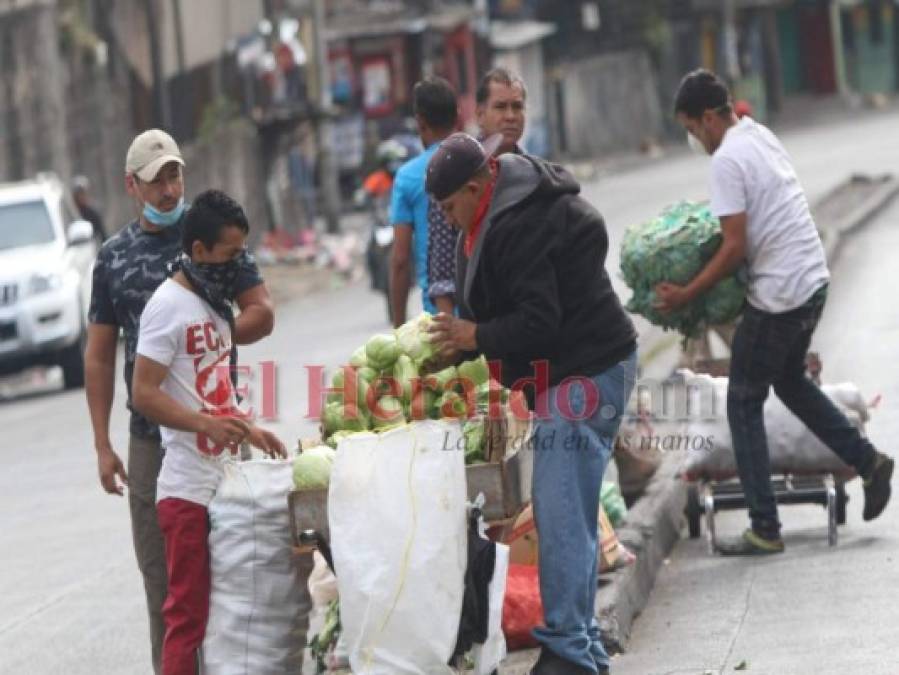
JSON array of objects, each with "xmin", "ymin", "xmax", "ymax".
[
  {"xmin": 0, "ymin": 3, "xmax": 70, "ymax": 183},
  {"xmin": 181, "ymin": 120, "xmax": 267, "ymax": 246},
  {"xmin": 112, "ymin": 0, "xmax": 264, "ymax": 89},
  {"xmin": 553, "ymin": 50, "xmax": 664, "ymax": 159},
  {"xmin": 0, "ymin": 1, "xmax": 283, "ymax": 235},
  {"xmin": 172, "ymin": 0, "xmax": 263, "ymax": 76}
]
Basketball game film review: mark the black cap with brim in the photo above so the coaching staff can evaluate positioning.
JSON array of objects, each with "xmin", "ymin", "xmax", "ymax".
[{"xmin": 426, "ymin": 133, "xmax": 502, "ymax": 201}]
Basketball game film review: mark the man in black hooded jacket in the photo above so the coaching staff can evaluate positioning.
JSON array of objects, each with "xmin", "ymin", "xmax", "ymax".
[{"xmin": 427, "ymin": 133, "xmax": 636, "ymax": 675}]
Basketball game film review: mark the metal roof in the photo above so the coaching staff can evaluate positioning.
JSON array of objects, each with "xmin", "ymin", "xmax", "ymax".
[{"xmin": 325, "ymin": 4, "xmax": 476, "ymax": 41}]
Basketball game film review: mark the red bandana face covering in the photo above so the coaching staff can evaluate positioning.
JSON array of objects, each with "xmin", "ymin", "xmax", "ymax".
[{"xmin": 464, "ymin": 159, "xmax": 499, "ymax": 258}]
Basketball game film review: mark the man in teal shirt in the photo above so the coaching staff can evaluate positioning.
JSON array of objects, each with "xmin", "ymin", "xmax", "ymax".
[{"xmin": 389, "ymin": 76, "xmax": 458, "ymax": 326}]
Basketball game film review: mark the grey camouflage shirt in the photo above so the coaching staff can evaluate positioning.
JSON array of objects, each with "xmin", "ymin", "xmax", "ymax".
[{"xmin": 88, "ymin": 217, "xmax": 263, "ymax": 439}]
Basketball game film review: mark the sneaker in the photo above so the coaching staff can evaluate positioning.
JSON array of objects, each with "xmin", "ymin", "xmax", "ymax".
[
  {"xmin": 716, "ymin": 528, "xmax": 785, "ymax": 556},
  {"xmin": 862, "ymin": 452, "xmax": 894, "ymax": 521},
  {"xmin": 529, "ymin": 648, "xmax": 596, "ymax": 675}
]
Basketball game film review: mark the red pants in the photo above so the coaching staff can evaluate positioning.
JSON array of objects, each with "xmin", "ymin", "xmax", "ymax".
[{"xmin": 157, "ymin": 497, "xmax": 210, "ymax": 675}]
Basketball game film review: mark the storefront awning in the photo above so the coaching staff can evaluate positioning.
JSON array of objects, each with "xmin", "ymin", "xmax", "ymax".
[{"xmin": 490, "ymin": 20, "xmax": 556, "ymax": 51}]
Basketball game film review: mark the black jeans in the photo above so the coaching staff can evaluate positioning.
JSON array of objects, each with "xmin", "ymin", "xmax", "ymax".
[{"xmin": 727, "ymin": 286, "xmax": 876, "ymax": 538}]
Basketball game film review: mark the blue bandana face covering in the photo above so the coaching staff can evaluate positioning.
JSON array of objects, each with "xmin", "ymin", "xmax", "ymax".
[{"xmin": 142, "ymin": 198, "xmax": 186, "ymax": 227}]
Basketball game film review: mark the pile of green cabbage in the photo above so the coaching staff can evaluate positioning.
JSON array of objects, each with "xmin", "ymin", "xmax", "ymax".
[
  {"xmin": 620, "ymin": 201, "xmax": 746, "ymax": 337},
  {"xmin": 320, "ymin": 313, "xmax": 508, "ymax": 463}
]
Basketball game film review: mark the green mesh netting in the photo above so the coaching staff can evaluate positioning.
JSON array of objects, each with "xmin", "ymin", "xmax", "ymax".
[{"xmin": 620, "ymin": 201, "xmax": 746, "ymax": 337}]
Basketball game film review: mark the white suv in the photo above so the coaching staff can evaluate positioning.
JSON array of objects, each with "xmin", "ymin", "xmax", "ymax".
[{"xmin": 0, "ymin": 174, "xmax": 98, "ymax": 389}]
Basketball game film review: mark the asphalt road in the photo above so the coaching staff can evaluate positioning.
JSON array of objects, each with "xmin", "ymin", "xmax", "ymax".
[{"xmin": 2, "ymin": 109, "xmax": 899, "ymax": 674}]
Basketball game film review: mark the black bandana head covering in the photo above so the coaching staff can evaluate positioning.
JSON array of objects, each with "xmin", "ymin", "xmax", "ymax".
[{"xmin": 171, "ymin": 250, "xmax": 250, "ymax": 389}]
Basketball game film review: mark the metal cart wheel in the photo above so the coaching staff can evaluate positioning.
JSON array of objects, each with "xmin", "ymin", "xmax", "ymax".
[
  {"xmin": 686, "ymin": 483, "xmax": 702, "ymax": 539},
  {"xmin": 835, "ymin": 481, "xmax": 848, "ymax": 525},
  {"xmin": 703, "ymin": 486, "xmax": 717, "ymax": 554},
  {"xmin": 825, "ymin": 475, "xmax": 838, "ymax": 547}
]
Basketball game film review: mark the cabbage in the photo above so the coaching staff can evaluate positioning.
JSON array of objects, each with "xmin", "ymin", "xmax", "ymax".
[
  {"xmin": 349, "ymin": 346, "xmax": 368, "ymax": 368},
  {"xmin": 322, "ymin": 400, "xmax": 369, "ymax": 435},
  {"xmin": 356, "ymin": 366, "xmax": 377, "ymax": 411},
  {"xmin": 463, "ymin": 418, "xmax": 486, "ymax": 464},
  {"xmin": 327, "ymin": 367, "xmax": 348, "ymax": 405},
  {"xmin": 293, "ymin": 445, "xmax": 336, "ymax": 490},
  {"xmin": 437, "ymin": 391, "xmax": 469, "ymax": 419},
  {"xmin": 621, "ymin": 200, "xmax": 746, "ymax": 337},
  {"xmin": 425, "ymin": 366, "xmax": 457, "ymax": 394},
  {"xmin": 704, "ymin": 275, "xmax": 747, "ymax": 325},
  {"xmin": 371, "ymin": 395, "xmax": 405, "ymax": 429},
  {"xmin": 329, "ymin": 366, "xmax": 379, "ymax": 409},
  {"xmin": 407, "ymin": 386, "xmax": 439, "ymax": 421},
  {"xmin": 325, "ymin": 430, "xmax": 354, "ymax": 449},
  {"xmin": 458, "ymin": 356, "xmax": 489, "ymax": 389},
  {"xmin": 425, "ymin": 388, "xmax": 440, "ymax": 419},
  {"xmin": 322, "ymin": 401, "xmax": 343, "ymax": 436},
  {"xmin": 476, "ymin": 380, "xmax": 509, "ymax": 411},
  {"xmin": 393, "ymin": 354, "xmax": 418, "ymax": 404},
  {"xmin": 365, "ymin": 333, "xmax": 400, "ymax": 371},
  {"xmin": 395, "ymin": 313, "xmax": 436, "ymax": 366},
  {"xmin": 341, "ymin": 403, "xmax": 370, "ymax": 432}
]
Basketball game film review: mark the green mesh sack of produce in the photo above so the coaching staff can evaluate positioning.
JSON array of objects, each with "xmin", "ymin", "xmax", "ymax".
[{"xmin": 620, "ymin": 201, "xmax": 746, "ymax": 337}]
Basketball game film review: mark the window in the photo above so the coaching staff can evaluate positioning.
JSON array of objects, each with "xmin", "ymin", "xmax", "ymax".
[{"xmin": 0, "ymin": 200, "xmax": 57, "ymax": 250}]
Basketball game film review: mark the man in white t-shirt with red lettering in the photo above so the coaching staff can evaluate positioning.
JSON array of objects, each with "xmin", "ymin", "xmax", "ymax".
[
  {"xmin": 133, "ymin": 190, "xmax": 285, "ymax": 674},
  {"xmin": 655, "ymin": 69, "xmax": 893, "ymax": 556}
]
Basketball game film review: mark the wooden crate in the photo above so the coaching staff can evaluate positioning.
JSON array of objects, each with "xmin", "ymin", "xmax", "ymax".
[
  {"xmin": 465, "ymin": 452, "xmax": 524, "ymax": 521},
  {"xmin": 464, "ymin": 412, "xmax": 530, "ymax": 521},
  {"xmin": 287, "ymin": 487, "xmax": 329, "ymax": 547}
]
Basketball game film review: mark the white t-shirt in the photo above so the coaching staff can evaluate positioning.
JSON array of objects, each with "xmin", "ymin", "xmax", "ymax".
[
  {"xmin": 709, "ymin": 116, "xmax": 829, "ymax": 313},
  {"xmin": 136, "ymin": 279, "xmax": 240, "ymax": 506}
]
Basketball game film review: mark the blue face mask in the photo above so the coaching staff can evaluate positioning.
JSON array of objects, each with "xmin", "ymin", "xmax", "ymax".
[{"xmin": 143, "ymin": 198, "xmax": 185, "ymax": 227}]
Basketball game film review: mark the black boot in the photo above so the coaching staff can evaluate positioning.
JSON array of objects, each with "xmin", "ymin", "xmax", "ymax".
[{"xmin": 862, "ymin": 451, "xmax": 894, "ymax": 521}]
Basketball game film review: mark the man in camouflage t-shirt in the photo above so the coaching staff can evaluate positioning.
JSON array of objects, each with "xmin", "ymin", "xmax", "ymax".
[{"xmin": 84, "ymin": 130, "xmax": 274, "ymax": 674}]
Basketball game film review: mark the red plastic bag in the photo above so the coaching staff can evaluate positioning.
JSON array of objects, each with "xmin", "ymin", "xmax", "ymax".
[{"xmin": 501, "ymin": 564, "xmax": 543, "ymax": 651}]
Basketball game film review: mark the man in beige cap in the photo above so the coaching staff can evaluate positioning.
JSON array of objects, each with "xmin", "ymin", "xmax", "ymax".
[{"xmin": 84, "ymin": 129, "xmax": 274, "ymax": 673}]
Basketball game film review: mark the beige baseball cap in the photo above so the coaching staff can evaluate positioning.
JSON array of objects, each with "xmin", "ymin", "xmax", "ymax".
[{"xmin": 125, "ymin": 129, "xmax": 184, "ymax": 181}]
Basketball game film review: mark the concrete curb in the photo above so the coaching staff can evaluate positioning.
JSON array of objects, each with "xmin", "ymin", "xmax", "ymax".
[
  {"xmin": 820, "ymin": 175, "xmax": 899, "ymax": 265},
  {"xmin": 496, "ymin": 454, "xmax": 687, "ymax": 674},
  {"xmin": 596, "ymin": 453, "xmax": 686, "ymax": 654}
]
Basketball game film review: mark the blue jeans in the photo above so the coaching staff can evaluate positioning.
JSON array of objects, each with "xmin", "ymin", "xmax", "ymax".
[
  {"xmin": 531, "ymin": 351, "xmax": 637, "ymax": 672},
  {"xmin": 727, "ymin": 286, "xmax": 876, "ymax": 539}
]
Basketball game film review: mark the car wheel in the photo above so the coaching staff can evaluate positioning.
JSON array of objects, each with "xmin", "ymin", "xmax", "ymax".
[{"xmin": 60, "ymin": 327, "xmax": 86, "ymax": 390}]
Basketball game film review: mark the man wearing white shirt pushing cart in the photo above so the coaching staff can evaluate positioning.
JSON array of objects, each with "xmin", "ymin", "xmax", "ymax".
[{"xmin": 655, "ymin": 69, "xmax": 893, "ymax": 555}]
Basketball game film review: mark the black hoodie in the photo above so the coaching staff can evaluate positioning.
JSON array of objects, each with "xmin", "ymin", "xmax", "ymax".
[{"xmin": 455, "ymin": 153, "xmax": 636, "ymax": 406}]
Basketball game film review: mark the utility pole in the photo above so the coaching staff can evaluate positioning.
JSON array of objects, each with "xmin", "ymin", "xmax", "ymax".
[
  {"xmin": 722, "ymin": 0, "xmax": 740, "ymax": 83},
  {"xmin": 143, "ymin": 0, "xmax": 172, "ymax": 129},
  {"xmin": 171, "ymin": 0, "xmax": 186, "ymax": 76},
  {"xmin": 311, "ymin": 0, "xmax": 341, "ymax": 233}
]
